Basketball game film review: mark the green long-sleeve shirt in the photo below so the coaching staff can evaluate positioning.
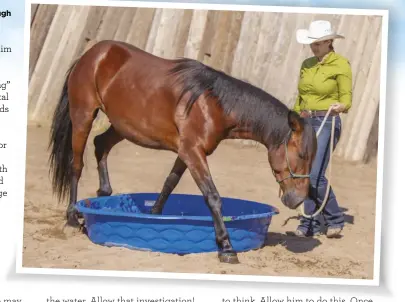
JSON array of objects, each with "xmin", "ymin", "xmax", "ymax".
[{"xmin": 293, "ymin": 51, "xmax": 353, "ymax": 113}]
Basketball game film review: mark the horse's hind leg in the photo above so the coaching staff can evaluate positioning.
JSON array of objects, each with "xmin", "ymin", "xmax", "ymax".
[
  {"xmin": 94, "ymin": 125, "xmax": 123, "ymax": 196},
  {"xmin": 151, "ymin": 156, "xmax": 187, "ymax": 214},
  {"xmin": 67, "ymin": 109, "xmax": 98, "ymax": 227},
  {"xmin": 178, "ymin": 147, "xmax": 238, "ymax": 264}
]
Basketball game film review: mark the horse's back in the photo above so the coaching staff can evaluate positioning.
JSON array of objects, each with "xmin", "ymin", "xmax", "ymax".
[
  {"xmin": 85, "ymin": 40, "xmax": 174, "ymax": 66},
  {"xmin": 69, "ymin": 40, "xmax": 228, "ymax": 154}
]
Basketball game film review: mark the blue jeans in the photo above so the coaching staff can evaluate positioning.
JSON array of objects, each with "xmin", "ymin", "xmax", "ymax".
[{"xmin": 298, "ymin": 115, "xmax": 345, "ymax": 235}]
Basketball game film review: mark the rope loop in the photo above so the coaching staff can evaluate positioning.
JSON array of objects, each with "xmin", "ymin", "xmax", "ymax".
[{"xmin": 299, "ymin": 106, "xmax": 335, "ymax": 219}]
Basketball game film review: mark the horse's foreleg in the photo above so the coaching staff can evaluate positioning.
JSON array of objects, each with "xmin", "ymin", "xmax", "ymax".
[
  {"xmin": 179, "ymin": 147, "xmax": 239, "ymax": 264},
  {"xmin": 151, "ymin": 156, "xmax": 187, "ymax": 214},
  {"xmin": 94, "ymin": 126, "xmax": 123, "ymax": 196}
]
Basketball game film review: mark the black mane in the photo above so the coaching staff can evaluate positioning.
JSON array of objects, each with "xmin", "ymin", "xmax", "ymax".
[{"xmin": 168, "ymin": 58, "xmax": 292, "ymax": 147}]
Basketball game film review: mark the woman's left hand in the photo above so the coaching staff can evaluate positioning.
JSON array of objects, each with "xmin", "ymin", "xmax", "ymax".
[{"xmin": 330, "ymin": 103, "xmax": 346, "ymax": 113}]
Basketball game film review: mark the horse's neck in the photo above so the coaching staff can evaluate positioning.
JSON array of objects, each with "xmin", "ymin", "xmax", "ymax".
[{"xmin": 225, "ymin": 123, "xmax": 268, "ymax": 147}]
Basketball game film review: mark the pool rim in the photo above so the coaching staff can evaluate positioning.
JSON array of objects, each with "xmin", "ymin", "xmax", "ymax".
[{"xmin": 75, "ymin": 192, "xmax": 280, "ymax": 222}]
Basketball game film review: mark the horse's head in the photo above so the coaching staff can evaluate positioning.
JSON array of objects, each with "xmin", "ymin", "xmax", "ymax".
[{"xmin": 268, "ymin": 110, "xmax": 317, "ymax": 210}]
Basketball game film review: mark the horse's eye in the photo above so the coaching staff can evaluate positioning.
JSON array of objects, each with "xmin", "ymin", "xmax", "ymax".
[{"xmin": 298, "ymin": 152, "xmax": 306, "ymax": 160}]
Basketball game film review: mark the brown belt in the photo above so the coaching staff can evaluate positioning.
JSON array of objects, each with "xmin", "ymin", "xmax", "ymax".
[{"xmin": 300, "ymin": 110, "xmax": 338, "ymax": 118}]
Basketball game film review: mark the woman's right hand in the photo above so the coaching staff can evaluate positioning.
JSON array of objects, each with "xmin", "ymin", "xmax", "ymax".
[{"xmin": 330, "ymin": 103, "xmax": 346, "ymax": 113}]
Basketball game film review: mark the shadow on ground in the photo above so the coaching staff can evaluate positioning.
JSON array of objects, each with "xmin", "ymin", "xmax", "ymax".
[{"xmin": 264, "ymin": 231, "xmax": 322, "ymax": 253}]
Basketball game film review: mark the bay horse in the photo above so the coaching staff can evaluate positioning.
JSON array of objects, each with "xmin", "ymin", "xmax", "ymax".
[{"xmin": 48, "ymin": 40, "xmax": 317, "ymax": 264}]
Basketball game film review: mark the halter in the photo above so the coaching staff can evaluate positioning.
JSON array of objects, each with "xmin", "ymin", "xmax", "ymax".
[
  {"xmin": 272, "ymin": 130, "xmax": 311, "ymax": 184},
  {"xmin": 279, "ymin": 106, "xmax": 336, "ymax": 220}
]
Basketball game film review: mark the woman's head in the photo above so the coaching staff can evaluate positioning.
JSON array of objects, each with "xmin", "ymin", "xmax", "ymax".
[
  {"xmin": 296, "ymin": 20, "xmax": 344, "ymax": 58},
  {"xmin": 310, "ymin": 39, "xmax": 334, "ymax": 59}
]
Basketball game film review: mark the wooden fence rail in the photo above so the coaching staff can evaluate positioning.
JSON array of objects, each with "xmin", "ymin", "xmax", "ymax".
[{"xmin": 28, "ymin": 4, "xmax": 382, "ymax": 163}]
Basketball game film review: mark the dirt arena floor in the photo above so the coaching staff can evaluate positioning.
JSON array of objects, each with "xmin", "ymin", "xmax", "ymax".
[{"xmin": 22, "ymin": 124, "xmax": 378, "ymax": 280}]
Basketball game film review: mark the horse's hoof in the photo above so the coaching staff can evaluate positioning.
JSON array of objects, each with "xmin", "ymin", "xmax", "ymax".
[
  {"xmin": 65, "ymin": 220, "xmax": 81, "ymax": 229},
  {"xmin": 62, "ymin": 219, "xmax": 86, "ymax": 237},
  {"xmin": 97, "ymin": 188, "xmax": 112, "ymax": 197},
  {"xmin": 65, "ymin": 216, "xmax": 81, "ymax": 229},
  {"xmin": 218, "ymin": 252, "xmax": 239, "ymax": 264}
]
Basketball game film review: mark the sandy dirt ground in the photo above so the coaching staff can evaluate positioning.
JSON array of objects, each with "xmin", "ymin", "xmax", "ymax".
[{"xmin": 22, "ymin": 124, "xmax": 378, "ymax": 280}]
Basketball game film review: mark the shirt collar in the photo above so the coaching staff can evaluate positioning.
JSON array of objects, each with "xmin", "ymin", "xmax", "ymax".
[{"xmin": 319, "ymin": 51, "xmax": 336, "ymax": 64}]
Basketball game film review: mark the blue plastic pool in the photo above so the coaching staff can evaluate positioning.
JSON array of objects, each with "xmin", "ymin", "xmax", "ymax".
[{"xmin": 75, "ymin": 193, "xmax": 279, "ymax": 254}]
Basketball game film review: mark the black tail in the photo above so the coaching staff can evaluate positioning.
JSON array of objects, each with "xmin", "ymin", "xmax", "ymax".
[{"xmin": 48, "ymin": 60, "xmax": 78, "ymax": 203}]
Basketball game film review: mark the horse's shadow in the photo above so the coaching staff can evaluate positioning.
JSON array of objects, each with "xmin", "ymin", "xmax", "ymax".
[{"xmin": 263, "ymin": 231, "xmax": 322, "ymax": 253}]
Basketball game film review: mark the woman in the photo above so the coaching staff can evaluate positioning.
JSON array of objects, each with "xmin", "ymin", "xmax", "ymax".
[{"xmin": 292, "ymin": 20, "xmax": 353, "ymax": 238}]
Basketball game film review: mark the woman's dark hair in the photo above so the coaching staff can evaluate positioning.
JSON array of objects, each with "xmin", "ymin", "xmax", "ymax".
[{"xmin": 329, "ymin": 40, "xmax": 334, "ymax": 51}]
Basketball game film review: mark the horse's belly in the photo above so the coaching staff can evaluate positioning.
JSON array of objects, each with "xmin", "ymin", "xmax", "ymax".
[
  {"xmin": 109, "ymin": 117, "xmax": 179, "ymax": 151},
  {"xmin": 99, "ymin": 64, "xmax": 179, "ymax": 151}
]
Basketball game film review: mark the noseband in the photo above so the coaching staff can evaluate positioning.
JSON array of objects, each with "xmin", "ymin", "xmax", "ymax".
[{"xmin": 272, "ymin": 130, "xmax": 311, "ymax": 184}]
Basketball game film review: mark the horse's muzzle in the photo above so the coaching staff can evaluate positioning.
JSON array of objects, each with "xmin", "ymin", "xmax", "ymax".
[{"xmin": 281, "ymin": 190, "xmax": 305, "ymax": 210}]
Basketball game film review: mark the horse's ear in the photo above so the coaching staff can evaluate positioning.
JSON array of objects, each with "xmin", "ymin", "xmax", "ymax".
[{"xmin": 288, "ymin": 110, "xmax": 304, "ymax": 132}]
